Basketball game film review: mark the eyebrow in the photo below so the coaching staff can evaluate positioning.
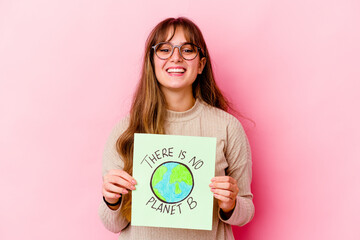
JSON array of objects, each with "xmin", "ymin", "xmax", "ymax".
[{"xmin": 166, "ymin": 41, "xmax": 189, "ymax": 45}]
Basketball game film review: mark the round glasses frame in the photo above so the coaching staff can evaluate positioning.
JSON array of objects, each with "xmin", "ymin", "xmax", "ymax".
[{"xmin": 152, "ymin": 42, "xmax": 204, "ymax": 61}]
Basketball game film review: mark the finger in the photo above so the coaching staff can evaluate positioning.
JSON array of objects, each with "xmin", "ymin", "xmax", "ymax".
[
  {"xmin": 102, "ymin": 189, "xmax": 122, "ymax": 200},
  {"xmin": 213, "ymin": 193, "xmax": 233, "ymax": 203},
  {"xmin": 102, "ymin": 186, "xmax": 121, "ymax": 201},
  {"xmin": 104, "ymin": 182, "xmax": 129, "ymax": 195},
  {"xmin": 210, "ymin": 188, "xmax": 236, "ymax": 199},
  {"xmin": 107, "ymin": 175, "xmax": 136, "ymax": 190},
  {"xmin": 108, "ymin": 169, "xmax": 137, "ymax": 185},
  {"xmin": 211, "ymin": 176, "xmax": 236, "ymax": 184},
  {"xmin": 209, "ymin": 181, "xmax": 237, "ymax": 191}
]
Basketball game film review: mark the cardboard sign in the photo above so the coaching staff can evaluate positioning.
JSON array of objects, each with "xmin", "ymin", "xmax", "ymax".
[{"xmin": 131, "ymin": 133, "xmax": 216, "ymax": 230}]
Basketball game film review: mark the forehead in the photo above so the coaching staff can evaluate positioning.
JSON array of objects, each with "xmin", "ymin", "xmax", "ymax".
[{"xmin": 159, "ymin": 26, "xmax": 192, "ymax": 43}]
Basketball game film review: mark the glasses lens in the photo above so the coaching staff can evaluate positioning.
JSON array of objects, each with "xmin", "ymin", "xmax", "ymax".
[
  {"xmin": 180, "ymin": 43, "xmax": 198, "ymax": 60},
  {"xmin": 155, "ymin": 43, "xmax": 173, "ymax": 59}
]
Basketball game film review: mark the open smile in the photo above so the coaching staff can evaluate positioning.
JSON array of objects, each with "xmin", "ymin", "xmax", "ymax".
[{"xmin": 166, "ymin": 67, "xmax": 186, "ymax": 76}]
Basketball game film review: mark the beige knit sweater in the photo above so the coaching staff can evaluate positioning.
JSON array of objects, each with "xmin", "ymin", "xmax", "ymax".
[{"xmin": 99, "ymin": 99, "xmax": 254, "ymax": 240}]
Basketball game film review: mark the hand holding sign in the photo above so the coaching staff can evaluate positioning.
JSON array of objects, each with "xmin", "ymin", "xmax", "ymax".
[
  {"xmin": 102, "ymin": 169, "xmax": 137, "ymax": 207},
  {"xmin": 210, "ymin": 176, "xmax": 239, "ymax": 214}
]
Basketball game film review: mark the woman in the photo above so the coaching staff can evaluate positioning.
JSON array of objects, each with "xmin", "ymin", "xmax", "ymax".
[{"xmin": 99, "ymin": 17, "xmax": 254, "ymax": 240}]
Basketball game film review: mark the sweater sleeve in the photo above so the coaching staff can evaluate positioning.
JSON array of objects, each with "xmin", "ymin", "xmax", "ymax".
[
  {"xmin": 218, "ymin": 117, "xmax": 255, "ymax": 226},
  {"xmin": 98, "ymin": 117, "xmax": 130, "ymax": 233}
]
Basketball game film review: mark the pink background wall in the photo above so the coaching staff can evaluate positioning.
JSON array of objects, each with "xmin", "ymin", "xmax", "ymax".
[{"xmin": 1, "ymin": 0, "xmax": 359, "ymax": 239}]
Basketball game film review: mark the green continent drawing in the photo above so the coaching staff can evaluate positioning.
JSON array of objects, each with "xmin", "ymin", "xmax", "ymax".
[
  {"xmin": 152, "ymin": 165, "xmax": 167, "ymax": 186},
  {"xmin": 169, "ymin": 164, "xmax": 193, "ymax": 186},
  {"xmin": 150, "ymin": 162, "xmax": 194, "ymax": 204},
  {"xmin": 151, "ymin": 165, "xmax": 168, "ymax": 201}
]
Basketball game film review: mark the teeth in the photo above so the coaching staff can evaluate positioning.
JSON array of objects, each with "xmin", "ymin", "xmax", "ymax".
[{"xmin": 167, "ymin": 68, "xmax": 185, "ymax": 73}]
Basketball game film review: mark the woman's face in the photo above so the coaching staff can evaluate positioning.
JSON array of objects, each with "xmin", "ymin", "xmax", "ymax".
[{"xmin": 153, "ymin": 27, "xmax": 206, "ymax": 97}]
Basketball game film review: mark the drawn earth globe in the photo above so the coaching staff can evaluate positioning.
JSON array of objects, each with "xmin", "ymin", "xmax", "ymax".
[{"xmin": 150, "ymin": 161, "xmax": 194, "ymax": 204}]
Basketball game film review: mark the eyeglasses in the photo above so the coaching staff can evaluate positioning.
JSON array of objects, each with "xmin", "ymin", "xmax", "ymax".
[{"xmin": 152, "ymin": 42, "xmax": 203, "ymax": 61}]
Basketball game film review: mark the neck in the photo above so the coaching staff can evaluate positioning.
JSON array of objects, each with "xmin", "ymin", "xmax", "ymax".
[{"xmin": 162, "ymin": 89, "xmax": 195, "ymax": 112}]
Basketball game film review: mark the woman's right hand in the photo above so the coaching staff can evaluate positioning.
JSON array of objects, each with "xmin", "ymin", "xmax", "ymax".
[{"xmin": 102, "ymin": 169, "xmax": 137, "ymax": 205}]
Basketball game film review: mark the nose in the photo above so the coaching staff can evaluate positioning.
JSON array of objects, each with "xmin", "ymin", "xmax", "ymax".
[{"xmin": 170, "ymin": 46, "xmax": 182, "ymax": 62}]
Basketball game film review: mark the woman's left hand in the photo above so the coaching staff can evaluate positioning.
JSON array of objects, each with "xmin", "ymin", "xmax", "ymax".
[{"xmin": 209, "ymin": 176, "xmax": 239, "ymax": 213}]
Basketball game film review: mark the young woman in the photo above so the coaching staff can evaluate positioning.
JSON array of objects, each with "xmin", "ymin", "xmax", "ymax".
[{"xmin": 99, "ymin": 17, "xmax": 254, "ymax": 240}]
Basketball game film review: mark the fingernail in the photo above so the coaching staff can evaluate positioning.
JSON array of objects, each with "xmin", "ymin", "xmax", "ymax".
[
  {"xmin": 131, "ymin": 179, "xmax": 137, "ymax": 185},
  {"xmin": 209, "ymin": 183, "xmax": 213, "ymax": 187},
  {"xmin": 123, "ymin": 189, "xmax": 128, "ymax": 194}
]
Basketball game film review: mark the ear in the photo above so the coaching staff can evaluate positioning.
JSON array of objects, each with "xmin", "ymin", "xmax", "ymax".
[{"xmin": 198, "ymin": 57, "xmax": 207, "ymax": 74}]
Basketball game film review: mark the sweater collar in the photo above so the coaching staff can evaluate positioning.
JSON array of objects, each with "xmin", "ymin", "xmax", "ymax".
[{"xmin": 165, "ymin": 98, "xmax": 204, "ymax": 122}]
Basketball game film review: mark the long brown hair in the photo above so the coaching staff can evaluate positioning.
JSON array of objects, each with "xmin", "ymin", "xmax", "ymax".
[{"xmin": 116, "ymin": 17, "xmax": 229, "ymax": 221}]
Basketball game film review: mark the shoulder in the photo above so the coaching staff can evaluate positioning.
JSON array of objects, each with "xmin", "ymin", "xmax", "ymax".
[
  {"xmin": 198, "ymin": 100, "xmax": 248, "ymax": 149},
  {"xmin": 102, "ymin": 116, "xmax": 130, "ymax": 172},
  {"xmin": 199, "ymin": 100, "xmax": 244, "ymax": 132},
  {"xmin": 104, "ymin": 115, "xmax": 130, "ymax": 148},
  {"xmin": 109, "ymin": 115, "xmax": 130, "ymax": 137},
  {"xmin": 114, "ymin": 115, "xmax": 130, "ymax": 131}
]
